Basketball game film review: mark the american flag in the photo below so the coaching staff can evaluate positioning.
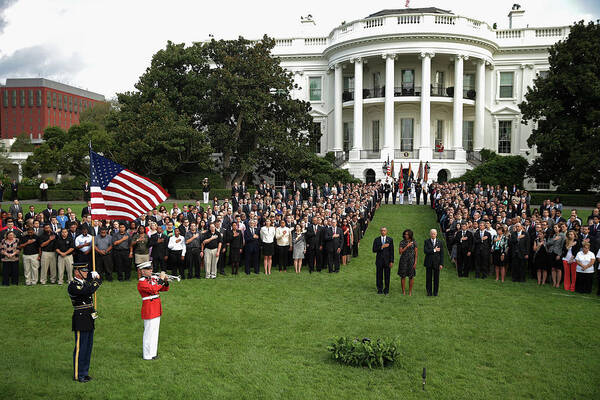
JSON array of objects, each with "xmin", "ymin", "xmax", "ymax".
[{"xmin": 90, "ymin": 150, "xmax": 169, "ymax": 221}]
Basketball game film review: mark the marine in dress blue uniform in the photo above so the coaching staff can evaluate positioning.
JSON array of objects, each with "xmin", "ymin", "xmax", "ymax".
[{"xmin": 67, "ymin": 262, "xmax": 102, "ymax": 382}]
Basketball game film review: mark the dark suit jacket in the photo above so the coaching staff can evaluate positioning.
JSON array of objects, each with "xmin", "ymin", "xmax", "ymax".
[
  {"xmin": 81, "ymin": 207, "xmax": 91, "ymax": 218},
  {"xmin": 454, "ymin": 230, "xmax": 473, "ymax": 255},
  {"xmin": 42, "ymin": 209, "xmax": 57, "ymax": 223},
  {"xmin": 243, "ymin": 226, "xmax": 259, "ymax": 250},
  {"xmin": 372, "ymin": 236, "xmax": 394, "ymax": 266},
  {"xmin": 509, "ymin": 231, "xmax": 530, "ymax": 259},
  {"xmin": 324, "ymin": 226, "xmax": 342, "ymax": 252},
  {"xmin": 473, "ymin": 229, "xmax": 492, "ymax": 255},
  {"xmin": 305, "ymin": 224, "xmax": 321, "ymax": 251},
  {"xmin": 423, "ymin": 238, "xmax": 444, "ymax": 269},
  {"xmin": 25, "ymin": 211, "xmax": 36, "ymax": 221}
]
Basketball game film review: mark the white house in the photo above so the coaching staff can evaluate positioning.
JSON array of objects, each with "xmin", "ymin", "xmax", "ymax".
[{"xmin": 261, "ymin": 6, "xmax": 568, "ymax": 186}]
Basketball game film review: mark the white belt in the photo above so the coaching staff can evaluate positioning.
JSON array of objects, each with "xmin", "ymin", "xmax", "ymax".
[{"xmin": 142, "ymin": 295, "xmax": 159, "ymax": 301}]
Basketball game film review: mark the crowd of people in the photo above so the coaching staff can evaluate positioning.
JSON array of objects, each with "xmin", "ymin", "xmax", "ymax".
[
  {"xmin": 0, "ymin": 180, "xmax": 381, "ymax": 286},
  {"xmin": 429, "ymin": 182, "xmax": 600, "ymax": 295}
]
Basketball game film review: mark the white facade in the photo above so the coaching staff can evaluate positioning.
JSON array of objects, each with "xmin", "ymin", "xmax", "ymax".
[{"xmin": 265, "ymin": 7, "xmax": 569, "ymax": 185}]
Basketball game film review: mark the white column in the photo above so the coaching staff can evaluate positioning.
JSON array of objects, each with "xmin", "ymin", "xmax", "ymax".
[
  {"xmin": 350, "ymin": 57, "xmax": 363, "ymax": 160},
  {"xmin": 383, "ymin": 53, "xmax": 395, "ymax": 160},
  {"xmin": 420, "ymin": 52, "xmax": 434, "ymax": 161},
  {"xmin": 333, "ymin": 63, "xmax": 343, "ymax": 152},
  {"xmin": 474, "ymin": 60, "xmax": 485, "ymax": 152},
  {"xmin": 453, "ymin": 54, "xmax": 468, "ymax": 161}
]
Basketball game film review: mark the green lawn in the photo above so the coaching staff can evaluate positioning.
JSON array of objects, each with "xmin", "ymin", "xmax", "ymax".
[{"xmin": 1, "ymin": 205, "xmax": 599, "ymax": 399}]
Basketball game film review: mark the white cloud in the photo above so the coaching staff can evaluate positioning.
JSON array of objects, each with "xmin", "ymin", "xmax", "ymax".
[{"xmin": 0, "ymin": 0, "xmax": 596, "ymax": 98}]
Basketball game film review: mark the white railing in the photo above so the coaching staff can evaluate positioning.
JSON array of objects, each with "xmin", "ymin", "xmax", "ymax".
[
  {"xmin": 535, "ymin": 28, "xmax": 563, "ymax": 37},
  {"xmin": 496, "ymin": 29, "xmax": 522, "ymax": 39},
  {"xmin": 364, "ymin": 17, "xmax": 384, "ymax": 29},
  {"xmin": 434, "ymin": 15, "xmax": 456, "ymax": 25},
  {"xmin": 466, "ymin": 17, "xmax": 482, "ymax": 29},
  {"xmin": 275, "ymin": 39, "xmax": 292, "ymax": 47},
  {"xmin": 305, "ymin": 37, "xmax": 327, "ymax": 46},
  {"xmin": 398, "ymin": 15, "xmax": 421, "ymax": 24}
]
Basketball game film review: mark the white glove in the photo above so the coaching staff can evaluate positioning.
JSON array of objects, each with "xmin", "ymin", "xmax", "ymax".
[{"xmin": 91, "ymin": 271, "xmax": 100, "ymax": 279}]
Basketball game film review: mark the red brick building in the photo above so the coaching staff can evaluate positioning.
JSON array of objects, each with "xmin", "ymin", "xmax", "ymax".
[{"xmin": 0, "ymin": 78, "xmax": 105, "ymax": 140}]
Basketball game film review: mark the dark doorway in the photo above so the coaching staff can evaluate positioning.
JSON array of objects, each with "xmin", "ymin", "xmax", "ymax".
[
  {"xmin": 365, "ymin": 169, "xmax": 376, "ymax": 183},
  {"xmin": 437, "ymin": 169, "xmax": 448, "ymax": 183}
]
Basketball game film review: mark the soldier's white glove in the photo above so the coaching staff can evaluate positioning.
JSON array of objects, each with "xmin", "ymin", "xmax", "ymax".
[{"xmin": 91, "ymin": 271, "xmax": 100, "ymax": 279}]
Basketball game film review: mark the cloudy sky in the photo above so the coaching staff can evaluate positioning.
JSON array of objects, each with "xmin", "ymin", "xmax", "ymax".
[{"xmin": 0, "ymin": 0, "xmax": 597, "ymax": 98}]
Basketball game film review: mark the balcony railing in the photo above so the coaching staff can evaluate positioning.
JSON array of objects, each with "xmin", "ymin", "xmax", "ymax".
[
  {"xmin": 431, "ymin": 85, "xmax": 449, "ymax": 97},
  {"xmin": 433, "ymin": 150, "xmax": 456, "ymax": 159},
  {"xmin": 360, "ymin": 149, "xmax": 381, "ymax": 159},
  {"xmin": 363, "ymin": 87, "xmax": 385, "ymax": 99},
  {"xmin": 394, "ymin": 149, "xmax": 419, "ymax": 159},
  {"xmin": 394, "ymin": 86, "xmax": 421, "ymax": 97},
  {"xmin": 463, "ymin": 88, "xmax": 476, "ymax": 100},
  {"xmin": 342, "ymin": 91, "xmax": 354, "ymax": 101}
]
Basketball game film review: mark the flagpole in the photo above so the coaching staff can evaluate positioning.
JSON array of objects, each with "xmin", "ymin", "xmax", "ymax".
[{"xmin": 89, "ymin": 143, "xmax": 97, "ymax": 310}]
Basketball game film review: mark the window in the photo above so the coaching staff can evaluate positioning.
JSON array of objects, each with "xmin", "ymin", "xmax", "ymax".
[
  {"xmin": 372, "ymin": 120, "xmax": 380, "ymax": 150},
  {"xmin": 464, "ymin": 74, "xmax": 475, "ymax": 91},
  {"xmin": 63, "ymin": 95, "xmax": 67, "ymax": 111},
  {"xmin": 536, "ymin": 181, "xmax": 550, "ymax": 190},
  {"xmin": 311, "ymin": 122, "xmax": 321, "ymax": 153},
  {"xmin": 498, "ymin": 120, "xmax": 512, "ymax": 153},
  {"xmin": 435, "ymin": 120, "xmax": 444, "ymax": 148},
  {"xmin": 309, "ymin": 76, "xmax": 322, "ymax": 101},
  {"xmin": 58, "ymin": 94, "xmax": 62, "ymax": 110},
  {"xmin": 538, "ymin": 70, "xmax": 549, "ymax": 79},
  {"xmin": 20, "ymin": 90, "xmax": 25, "ymax": 107},
  {"xmin": 401, "ymin": 70, "xmax": 415, "ymax": 93},
  {"xmin": 433, "ymin": 71, "xmax": 445, "ymax": 96},
  {"xmin": 28, "ymin": 90, "xmax": 34, "ymax": 107},
  {"xmin": 69, "ymin": 97, "xmax": 72, "ymax": 112},
  {"xmin": 343, "ymin": 122, "xmax": 353, "ymax": 151},
  {"xmin": 11, "ymin": 90, "xmax": 16, "ymax": 107},
  {"xmin": 2, "ymin": 91, "xmax": 7, "ymax": 107},
  {"xmin": 75, "ymin": 98, "xmax": 78, "ymax": 113},
  {"xmin": 343, "ymin": 76, "xmax": 354, "ymax": 101},
  {"xmin": 372, "ymin": 72, "xmax": 382, "ymax": 97},
  {"xmin": 47, "ymin": 92, "xmax": 51, "ymax": 108},
  {"xmin": 52, "ymin": 93, "xmax": 56, "ymax": 109},
  {"xmin": 400, "ymin": 118, "xmax": 414, "ymax": 151},
  {"xmin": 463, "ymin": 121, "xmax": 474, "ymax": 151},
  {"xmin": 499, "ymin": 72, "xmax": 514, "ymax": 98},
  {"xmin": 36, "ymin": 90, "xmax": 42, "ymax": 106}
]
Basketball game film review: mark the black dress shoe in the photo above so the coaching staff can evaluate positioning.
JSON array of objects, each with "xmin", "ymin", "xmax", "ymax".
[
  {"xmin": 152, "ymin": 355, "xmax": 159, "ymax": 360},
  {"xmin": 85, "ymin": 376, "xmax": 92, "ymax": 381},
  {"xmin": 74, "ymin": 376, "xmax": 90, "ymax": 383},
  {"xmin": 377, "ymin": 291, "xmax": 383, "ymax": 294}
]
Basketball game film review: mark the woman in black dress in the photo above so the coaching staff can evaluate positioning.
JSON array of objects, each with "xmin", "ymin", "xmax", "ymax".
[
  {"xmin": 228, "ymin": 222, "xmax": 244, "ymax": 275},
  {"xmin": 398, "ymin": 229, "xmax": 418, "ymax": 296},
  {"xmin": 532, "ymin": 225, "xmax": 549, "ymax": 286}
]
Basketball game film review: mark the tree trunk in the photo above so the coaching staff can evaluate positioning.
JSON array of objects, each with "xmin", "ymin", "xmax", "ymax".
[{"xmin": 223, "ymin": 114, "xmax": 244, "ymax": 189}]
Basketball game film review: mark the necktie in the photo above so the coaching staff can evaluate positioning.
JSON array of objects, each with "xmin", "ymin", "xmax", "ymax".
[{"xmin": 382, "ymin": 236, "xmax": 385, "ymax": 245}]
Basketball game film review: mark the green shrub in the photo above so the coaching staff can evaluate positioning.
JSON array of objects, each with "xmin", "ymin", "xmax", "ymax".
[
  {"xmin": 529, "ymin": 192, "xmax": 600, "ymax": 207},
  {"xmin": 168, "ymin": 171, "xmax": 226, "ymax": 190},
  {"xmin": 47, "ymin": 190, "xmax": 83, "ymax": 201},
  {"xmin": 450, "ymin": 154, "xmax": 529, "ymax": 188},
  {"xmin": 55, "ymin": 177, "xmax": 87, "ymax": 190},
  {"xmin": 327, "ymin": 337, "xmax": 400, "ymax": 369},
  {"xmin": 174, "ymin": 188, "xmax": 256, "ymax": 201},
  {"xmin": 17, "ymin": 187, "xmax": 38, "ymax": 200}
]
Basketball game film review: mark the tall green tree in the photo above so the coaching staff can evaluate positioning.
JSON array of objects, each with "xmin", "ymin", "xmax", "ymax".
[
  {"xmin": 126, "ymin": 37, "xmax": 315, "ymax": 187},
  {"xmin": 519, "ymin": 20, "xmax": 600, "ymax": 190}
]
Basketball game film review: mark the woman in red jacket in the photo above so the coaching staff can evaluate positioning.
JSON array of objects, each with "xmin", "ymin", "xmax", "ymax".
[{"xmin": 137, "ymin": 262, "xmax": 170, "ymax": 360}]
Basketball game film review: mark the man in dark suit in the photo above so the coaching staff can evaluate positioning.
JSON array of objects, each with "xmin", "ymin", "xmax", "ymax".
[
  {"xmin": 324, "ymin": 219, "xmax": 342, "ymax": 273},
  {"xmin": 372, "ymin": 227, "xmax": 394, "ymax": 294},
  {"xmin": 81, "ymin": 201, "xmax": 92, "ymax": 219},
  {"xmin": 304, "ymin": 217, "xmax": 321, "ymax": 273},
  {"xmin": 42, "ymin": 203, "xmax": 58, "ymax": 223},
  {"xmin": 25, "ymin": 205, "xmax": 36, "ymax": 221},
  {"xmin": 10, "ymin": 179, "xmax": 18, "ymax": 201},
  {"xmin": 454, "ymin": 222, "xmax": 473, "ymax": 277},
  {"xmin": 473, "ymin": 221, "xmax": 492, "ymax": 278},
  {"xmin": 423, "ymin": 229, "xmax": 444, "ymax": 296},
  {"xmin": 383, "ymin": 180, "xmax": 391, "ymax": 204},
  {"xmin": 83, "ymin": 181, "xmax": 90, "ymax": 201},
  {"xmin": 509, "ymin": 223, "xmax": 530, "ymax": 282},
  {"xmin": 243, "ymin": 220, "xmax": 260, "ymax": 275}
]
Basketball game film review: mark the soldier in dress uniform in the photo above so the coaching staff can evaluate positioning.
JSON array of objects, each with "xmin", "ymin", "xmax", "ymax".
[
  {"xmin": 67, "ymin": 262, "xmax": 102, "ymax": 382},
  {"xmin": 137, "ymin": 262, "xmax": 170, "ymax": 360}
]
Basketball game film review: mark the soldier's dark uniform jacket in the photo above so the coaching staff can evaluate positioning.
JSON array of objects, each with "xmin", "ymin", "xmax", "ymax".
[{"xmin": 68, "ymin": 276, "xmax": 102, "ymax": 331}]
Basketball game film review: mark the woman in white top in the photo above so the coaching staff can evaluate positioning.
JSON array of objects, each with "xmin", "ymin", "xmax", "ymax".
[
  {"xmin": 275, "ymin": 220, "xmax": 291, "ymax": 272},
  {"xmin": 574, "ymin": 242, "xmax": 595, "ymax": 294},
  {"xmin": 260, "ymin": 219, "xmax": 275, "ymax": 275}
]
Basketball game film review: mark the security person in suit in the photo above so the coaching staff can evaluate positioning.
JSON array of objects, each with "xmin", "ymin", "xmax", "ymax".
[
  {"xmin": 423, "ymin": 229, "xmax": 444, "ymax": 296},
  {"xmin": 372, "ymin": 227, "xmax": 394, "ymax": 294},
  {"xmin": 67, "ymin": 262, "xmax": 102, "ymax": 383},
  {"xmin": 454, "ymin": 223, "xmax": 473, "ymax": 277}
]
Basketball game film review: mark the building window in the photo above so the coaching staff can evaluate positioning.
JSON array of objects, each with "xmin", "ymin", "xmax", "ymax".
[
  {"xmin": 47, "ymin": 92, "xmax": 51, "ymax": 108},
  {"xmin": 400, "ymin": 118, "xmax": 414, "ymax": 151},
  {"xmin": 498, "ymin": 120, "xmax": 512, "ymax": 153},
  {"xmin": 28, "ymin": 90, "xmax": 34, "ymax": 107},
  {"xmin": 63, "ymin": 95, "xmax": 67, "ymax": 111},
  {"xmin": 463, "ymin": 121, "xmax": 474, "ymax": 151},
  {"xmin": 343, "ymin": 76, "xmax": 354, "ymax": 101},
  {"xmin": 75, "ymin": 98, "xmax": 78, "ymax": 113},
  {"xmin": 538, "ymin": 70, "xmax": 549, "ymax": 79},
  {"xmin": 69, "ymin": 97, "xmax": 73, "ymax": 112},
  {"xmin": 311, "ymin": 122, "xmax": 321, "ymax": 153},
  {"xmin": 309, "ymin": 77, "xmax": 322, "ymax": 101},
  {"xmin": 372, "ymin": 120, "xmax": 380, "ymax": 150},
  {"xmin": 52, "ymin": 93, "xmax": 56, "ymax": 109},
  {"xmin": 433, "ymin": 71, "xmax": 445, "ymax": 96},
  {"xmin": 401, "ymin": 70, "xmax": 415, "ymax": 94},
  {"xmin": 58, "ymin": 94, "xmax": 62, "ymax": 110},
  {"xmin": 372, "ymin": 72, "xmax": 382, "ymax": 97},
  {"xmin": 463, "ymin": 73, "xmax": 475, "ymax": 97},
  {"xmin": 435, "ymin": 120, "xmax": 443, "ymax": 149},
  {"xmin": 36, "ymin": 90, "xmax": 42, "ymax": 107},
  {"xmin": 499, "ymin": 72, "xmax": 514, "ymax": 98},
  {"xmin": 343, "ymin": 122, "xmax": 353, "ymax": 151},
  {"xmin": 536, "ymin": 181, "xmax": 550, "ymax": 190},
  {"xmin": 2, "ymin": 91, "xmax": 7, "ymax": 108},
  {"xmin": 20, "ymin": 90, "xmax": 25, "ymax": 107},
  {"xmin": 11, "ymin": 90, "xmax": 16, "ymax": 107}
]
